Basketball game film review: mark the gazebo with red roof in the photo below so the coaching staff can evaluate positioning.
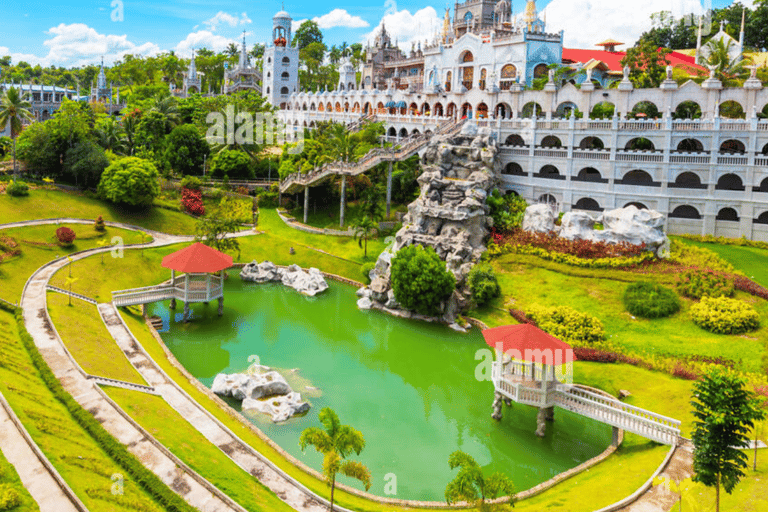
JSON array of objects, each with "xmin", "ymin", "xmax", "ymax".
[
  {"xmin": 161, "ymin": 242, "xmax": 233, "ymax": 320},
  {"xmin": 482, "ymin": 323, "xmax": 573, "ymax": 437}
]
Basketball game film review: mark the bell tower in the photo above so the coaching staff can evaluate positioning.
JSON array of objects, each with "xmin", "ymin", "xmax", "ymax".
[{"xmin": 263, "ymin": 8, "xmax": 300, "ymax": 108}]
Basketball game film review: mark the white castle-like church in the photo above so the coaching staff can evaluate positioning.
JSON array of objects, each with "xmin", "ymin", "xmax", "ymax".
[{"xmin": 275, "ymin": 1, "xmax": 768, "ymax": 242}]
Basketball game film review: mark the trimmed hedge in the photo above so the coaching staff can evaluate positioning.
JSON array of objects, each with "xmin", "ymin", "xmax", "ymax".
[
  {"xmin": 622, "ymin": 282, "xmax": 680, "ymax": 319},
  {"xmin": 489, "ymin": 243, "xmax": 655, "ymax": 269},
  {"xmin": 9, "ymin": 307, "xmax": 194, "ymax": 512},
  {"xmin": 675, "ymin": 269, "xmax": 734, "ymax": 300},
  {"xmin": 467, "ymin": 264, "xmax": 501, "ymax": 306},
  {"xmin": 526, "ymin": 304, "xmax": 605, "ymax": 345},
  {"xmin": 690, "ymin": 296, "xmax": 760, "ymax": 335}
]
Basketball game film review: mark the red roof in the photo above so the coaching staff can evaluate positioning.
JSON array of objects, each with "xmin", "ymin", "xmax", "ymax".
[
  {"xmin": 482, "ymin": 324, "xmax": 571, "ymax": 363},
  {"xmin": 562, "ymin": 48, "xmax": 706, "ymax": 75},
  {"xmin": 161, "ymin": 242, "xmax": 233, "ymax": 273}
]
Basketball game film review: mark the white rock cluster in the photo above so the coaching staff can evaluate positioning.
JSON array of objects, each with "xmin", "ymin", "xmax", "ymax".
[
  {"xmin": 522, "ymin": 204, "xmax": 670, "ymax": 257},
  {"xmin": 240, "ymin": 261, "xmax": 329, "ymax": 296},
  {"xmin": 212, "ymin": 371, "xmax": 311, "ymax": 422}
]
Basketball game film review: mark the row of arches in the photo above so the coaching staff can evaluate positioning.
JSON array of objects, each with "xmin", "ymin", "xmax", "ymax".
[
  {"xmin": 505, "ymin": 134, "xmax": 768, "ymax": 154},
  {"xmin": 565, "ymin": 198, "xmax": 768, "ymax": 223},
  {"xmin": 503, "ymin": 164, "xmax": 768, "ymax": 191}
]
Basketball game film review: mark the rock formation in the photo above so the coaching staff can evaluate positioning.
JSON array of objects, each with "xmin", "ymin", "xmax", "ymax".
[
  {"xmin": 212, "ymin": 371, "xmax": 310, "ymax": 422},
  {"xmin": 522, "ymin": 204, "xmax": 670, "ymax": 257},
  {"xmin": 240, "ymin": 261, "xmax": 329, "ymax": 296},
  {"xmin": 362, "ymin": 124, "xmax": 498, "ymax": 325}
]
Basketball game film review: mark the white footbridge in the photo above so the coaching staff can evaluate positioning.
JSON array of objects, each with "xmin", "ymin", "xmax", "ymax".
[{"xmin": 492, "ymin": 360, "xmax": 682, "ymax": 446}]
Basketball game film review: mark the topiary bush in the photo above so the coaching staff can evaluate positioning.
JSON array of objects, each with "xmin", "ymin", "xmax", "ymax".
[
  {"xmin": 94, "ymin": 215, "xmax": 106, "ymax": 232},
  {"xmin": 55, "ymin": 226, "xmax": 76, "ymax": 247},
  {"xmin": 0, "ymin": 484, "xmax": 21, "ymax": 510},
  {"xmin": 361, "ymin": 262, "xmax": 376, "ymax": 284},
  {"xmin": 690, "ymin": 296, "xmax": 760, "ymax": 335},
  {"xmin": 97, "ymin": 156, "xmax": 160, "ymax": 207},
  {"xmin": 6, "ymin": 180, "xmax": 29, "ymax": 197},
  {"xmin": 527, "ymin": 304, "xmax": 605, "ymax": 345},
  {"xmin": 622, "ymin": 281, "xmax": 681, "ymax": 318},
  {"xmin": 675, "ymin": 269, "xmax": 734, "ymax": 299},
  {"xmin": 467, "ymin": 264, "xmax": 501, "ymax": 306},
  {"xmin": 181, "ymin": 187, "xmax": 205, "ymax": 216},
  {"xmin": 390, "ymin": 245, "xmax": 455, "ymax": 316}
]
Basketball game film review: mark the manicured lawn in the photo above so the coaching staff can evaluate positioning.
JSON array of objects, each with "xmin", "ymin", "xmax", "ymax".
[
  {"xmin": 0, "ymin": 188, "xmax": 198, "ymax": 235},
  {"xmin": 287, "ymin": 200, "xmax": 406, "ymax": 230},
  {"xmin": 478, "ymin": 255, "xmax": 768, "ymax": 374},
  {"xmin": 679, "ymin": 237, "xmax": 768, "ymax": 288},
  {"xmin": 0, "ymin": 223, "xmax": 145, "ymax": 304},
  {"xmin": 0, "ymin": 443, "xmax": 39, "ymax": 512},
  {"xmin": 47, "ymin": 293, "xmax": 147, "ymax": 385},
  {"xmin": 103, "ymin": 387, "xmax": 293, "ymax": 512},
  {"xmin": 0, "ymin": 309, "xmax": 166, "ymax": 512}
]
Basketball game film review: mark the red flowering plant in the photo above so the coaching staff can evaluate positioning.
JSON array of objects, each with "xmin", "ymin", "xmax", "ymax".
[
  {"xmin": 55, "ymin": 227, "xmax": 76, "ymax": 247},
  {"xmin": 181, "ymin": 187, "xmax": 205, "ymax": 216},
  {"xmin": 503, "ymin": 230, "xmax": 646, "ymax": 259}
]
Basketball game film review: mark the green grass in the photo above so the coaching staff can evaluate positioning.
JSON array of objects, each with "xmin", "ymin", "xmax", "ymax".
[
  {"xmin": 103, "ymin": 386, "xmax": 293, "ymax": 512},
  {"xmin": 287, "ymin": 200, "xmax": 405, "ymax": 230},
  {"xmin": 0, "ymin": 188, "xmax": 198, "ymax": 235},
  {"xmin": 0, "ymin": 309, "xmax": 166, "ymax": 512},
  {"xmin": 46, "ymin": 293, "xmax": 146, "ymax": 385},
  {"xmin": 0, "ymin": 223, "xmax": 145, "ymax": 304},
  {"xmin": 477, "ymin": 254, "xmax": 768, "ymax": 374},
  {"xmin": 679, "ymin": 237, "xmax": 768, "ymax": 289},
  {"xmin": 0, "ymin": 442, "xmax": 39, "ymax": 512}
]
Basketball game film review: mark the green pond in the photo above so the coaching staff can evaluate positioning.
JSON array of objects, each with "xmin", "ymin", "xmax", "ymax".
[{"xmin": 149, "ymin": 279, "xmax": 612, "ymax": 501}]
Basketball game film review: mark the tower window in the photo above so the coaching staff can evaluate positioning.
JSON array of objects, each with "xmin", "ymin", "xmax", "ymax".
[{"xmin": 282, "ymin": 56, "xmax": 290, "ymax": 64}]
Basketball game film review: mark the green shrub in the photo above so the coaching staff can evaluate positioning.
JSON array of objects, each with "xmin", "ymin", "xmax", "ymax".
[
  {"xmin": 675, "ymin": 269, "xmax": 734, "ymax": 299},
  {"xmin": 467, "ymin": 264, "xmax": 501, "ymax": 306},
  {"xmin": 6, "ymin": 180, "xmax": 29, "ymax": 197},
  {"xmin": 391, "ymin": 245, "xmax": 455, "ymax": 316},
  {"xmin": 216, "ymin": 196, "xmax": 253, "ymax": 224},
  {"xmin": 527, "ymin": 304, "xmax": 605, "ymax": 345},
  {"xmin": 622, "ymin": 282, "xmax": 680, "ymax": 318},
  {"xmin": 94, "ymin": 215, "xmax": 106, "ymax": 232},
  {"xmin": 180, "ymin": 175, "xmax": 202, "ymax": 191},
  {"xmin": 0, "ymin": 484, "xmax": 21, "ymax": 510},
  {"xmin": 97, "ymin": 157, "xmax": 160, "ymax": 207},
  {"xmin": 669, "ymin": 240, "xmax": 736, "ymax": 273},
  {"xmin": 690, "ymin": 296, "xmax": 760, "ymax": 335},
  {"xmin": 361, "ymin": 262, "xmax": 375, "ymax": 284}
]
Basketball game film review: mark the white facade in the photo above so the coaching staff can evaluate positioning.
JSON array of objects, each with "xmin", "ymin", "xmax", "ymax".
[{"xmin": 263, "ymin": 10, "xmax": 299, "ymax": 108}]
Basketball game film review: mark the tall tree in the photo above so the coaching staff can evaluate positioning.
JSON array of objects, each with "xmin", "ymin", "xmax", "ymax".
[
  {"xmin": 691, "ymin": 367, "xmax": 766, "ymax": 512},
  {"xmin": 292, "ymin": 20, "xmax": 323, "ymax": 50},
  {"xmin": 299, "ymin": 407, "xmax": 371, "ymax": 512},
  {"xmin": 445, "ymin": 451, "xmax": 515, "ymax": 510},
  {"xmin": 621, "ymin": 40, "xmax": 672, "ymax": 89},
  {"xmin": 353, "ymin": 216, "xmax": 378, "ymax": 258},
  {"xmin": 0, "ymin": 86, "xmax": 33, "ymax": 176}
]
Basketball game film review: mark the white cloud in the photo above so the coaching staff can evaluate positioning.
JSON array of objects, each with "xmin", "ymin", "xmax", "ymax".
[
  {"xmin": 203, "ymin": 11, "xmax": 252, "ymax": 31},
  {"xmin": 0, "ymin": 23, "xmax": 161, "ymax": 68},
  {"xmin": 291, "ymin": 19, "xmax": 309, "ymax": 33},
  {"xmin": 174, "ymin": 30, "xmax": 239, "ymax": 57},
  {"xmin": 363, "ymin": 7, "xmax": 440, "ymax": 50},
  {"xmin": 313, "ymin": 9, "xmax": 369, "ymax": 29},
  {"xmin": 543, "ymin": 0, "xmax": 707, "ymax": 49}
]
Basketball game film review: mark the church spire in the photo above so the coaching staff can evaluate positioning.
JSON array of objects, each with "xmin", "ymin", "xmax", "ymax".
[
  {"xmin": 239, "ymin": 30, "xmax": 249, "ymax": 69},
  {"xmin": 739, "ymin": 8, "xmax": 746, "ymax": 47}
]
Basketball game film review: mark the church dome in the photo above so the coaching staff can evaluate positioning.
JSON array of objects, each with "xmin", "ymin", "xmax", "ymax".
[{"xmin": 274, "ymin": 10, "xmax": 291, "ymax": 19}]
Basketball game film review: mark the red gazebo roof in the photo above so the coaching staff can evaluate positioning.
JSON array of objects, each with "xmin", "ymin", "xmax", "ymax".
[
  {"xmin": 161, "ymin": 243, "xmax": 233, "ymax": 273},
  {"xmin": 482, "ymin": 324, "xmax": 571, "ymax": 363}
]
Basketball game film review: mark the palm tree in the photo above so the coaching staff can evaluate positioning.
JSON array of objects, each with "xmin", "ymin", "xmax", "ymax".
[
  {"xmin": 225, "ymin": 42, "xmax": 240, "ymax": 60},
  {"xmin": 0, "ymin": 87, "xmax": 33, "ymax": 177},
  {"xmin": 704, "ymin": 38, "xmax": 747, "ymax": 86},
  {"xmin": 353, "ymin": 216, "xmax": 379, "ymax": 258},
  {"xmin": 150, "ymin": 93, "xmax": 180, "ymax": 130},
  {"xmin": 299, "ymin": 407, "xmax": 371, "ymax": 512},
  {"xmin": 95, "ymin": 116, "xmax": 126, "ymax": 154},
  {"xmin": 330, "ymin": 123, "xmax": 356, "ymax": 164},
  {"xmin": 121, "ymin": 114, "xmax": 138, "ymax": 156},
  {"xmin": 329, "ymin": 45, "xmax": 342, "ymax": 64},
  {"xmin": 445, "ymin": 451, "xmax": 515, "ymax": 511}
]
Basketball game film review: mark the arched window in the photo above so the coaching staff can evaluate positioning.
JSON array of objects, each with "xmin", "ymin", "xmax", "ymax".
[
  {"xmin": 716, "ymin": 208, "xmax": 739, "ymax": 221},
  {"xmin": 756, "ymin": 211, "xmax": 768, "ymax": 224},
  {"xmin": 716, "ymin": 173, "xmax": 744, "ymax": 191},
  {"xmin": 541, "ymin": 136, "xmax": 562, "ymax": 148},
  {"xmin": 670, "ymin": 205, "xmax": 701, "ymax": 219},
  {"xmin": 574, "ymin": 198, "xmax": 602, "ymax": 211},
  {"xmin": 537, "ymin": 165, "xmax": 562, "ymax": 179},
  {"xmin": 671, "ymin": 172, "xmax": 705, "ymax": 189},
  {"xmin": 479, "ymin": 68, "xmax": 487, "ymax": 90},
  {"xmin": 622, "ymin": 170, "xmax": 656, "ymax": 186},
  {"xmin": 676, "ymin": 139, "xmax": 704, "ymax": 152},
  {"xmin": 502, "ymin": 163, "xmax": 526, "ymax": 176},
  {"xmin": 282, "ymin": 56, "xmax": 290, "ymax": 64},
  {"xmin": 280, "ymin": 86, "xmax": 289, "ymax": 95},
  {"xmin": 575, "ymin": 168, "xmax": 602, "ymax": 182},
  {"xmin": 281, "ymin": 72, "xmax": 289, "ymax": 80},
  {"xmin": 461, "ymin": 51, "xmax": 474, "ymax": 63},
  {"xmin": 625, "ymin": 138, "xmax": 655, "ymax": 151},
  {"xmin": 445, "ymin": 71, "xmax": 452, "ymax": 92},
  {"xmin": 533, "ymin": 64, "xmax": 548, "ymax": 78},
  {"xmin": 624, "ymin": 202, "xmax": 649, "ymax": 210},
  {"xmin": 579, "ymin": 136, "xmax": 604, "ymax": 150},
  {"xmin": 720, "ymin": 139, "xmax": 746, "ymax": 154},
  {"xmin": 505, "ymin": 134, "xmax": 525, "ymax": 146},
  {"xmin": 500, "ymin": 64, "xmax": 516, "ymax": 90}
]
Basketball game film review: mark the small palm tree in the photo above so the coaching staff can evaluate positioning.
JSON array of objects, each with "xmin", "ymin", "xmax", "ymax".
[
  {"xmin": 445, "ymin": 451, "xmax": 515, "ymax": 511},
  {"xmin": 299, "ymin": 407, "xmax": 371, "ymax": 512},
  {"xmin": 0, "ymin": 87, "xmax": 34, "ymax": 177},
  {"xmin": 353, "ymin": 216, "xmax": 379, "ymax": 258},
  {"xmin": 95, "ymin": 116, "xmax": 126, "ymax": 154},
  {"xmin": 150, "ymin": 93, "xmax": 180, "ymax": 129},
  {"xmin": 704, "ymin": 38, "xmax": 747, "ymax": 86}
]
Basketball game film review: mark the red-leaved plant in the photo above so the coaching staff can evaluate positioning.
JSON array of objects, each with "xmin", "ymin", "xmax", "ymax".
[
  {"xmin": 498, "ymin": 229, "xmax": 647, "ymax": 259},
  {"xmin": 181, "ymin": 187, "xmax": 205, "ymax": 216},
  {"xmin": 55, "ymin": 227, "xmax": 76, "ymax": 246}
]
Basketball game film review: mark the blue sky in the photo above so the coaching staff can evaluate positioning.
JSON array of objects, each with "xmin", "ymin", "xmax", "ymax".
[{"xmin": 0, "ymin": 0, "xmax": 747, "ymax": 68}]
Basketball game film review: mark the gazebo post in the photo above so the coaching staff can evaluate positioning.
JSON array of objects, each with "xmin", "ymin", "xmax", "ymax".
[
  {"xmin": 169, "ymin": 269, "xmax": 176, "ymax": 309},
  {"xmin": 183, "ymin": 302, "xmax": 190, "ymax": 322},
  {"xmin": 218, "ymin": 269, "xmax": 224, "ymax": 316}
]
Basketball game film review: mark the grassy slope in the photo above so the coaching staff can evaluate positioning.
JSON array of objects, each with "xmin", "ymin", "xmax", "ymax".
[
  {"xmin": 104, "ymin": 387, "xmax": 293, "ymax": 512},
  {"xmin": 474, "ymin": 255, "xmax": 768, "ymax": 374},
  {"xmin": 0, "ymin": 440, "xmax": 39, "ymax": 512},
  {"xmin": 0, "ymin": 223, "xmax": 144, "ymax": 304},
  {"xmin": 0, "ymin": 188, "xmax": 198, "ymax": 235},
  {"xmin": 0, "ymin": 309, "xmax": 165, "ymax": 512},
  {"xmin": 680, "ymin": 238, "xmax": 768, "ymax": 288},
  {"xmin": 47, "ymin": 293, "xmax": 146, "ymax": 385}
]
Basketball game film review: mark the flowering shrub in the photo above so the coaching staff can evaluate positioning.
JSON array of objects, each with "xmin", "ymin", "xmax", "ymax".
[
  {"xmin": 527, "ymin": 304, "xmax": 605, "ymax": 345},
  {"xmin": 55, "ymin": 227, "xmax": 76, "ymax": 247},
  {"xmin": 491, "ymin": 243, "xmax": 655, "ymax": 269},
  {"xmin": 733, "ymin": 276, "xmax": 768, "ymax": 301},
  {"xmin": 622, "ymin": 282, "xmax": 681, "ymax": 318},
  {"xmin": 94, "ymin": 215, "xmax": 106, "ymax": 232},
  {"xmin": 668, "ymin": 241, "xmax": 736, "ymax": 274},
  {"xmin": 675, "ymin": 269, "xmax": 734, "ymax": 299},
  {"xmin": 690, "ymin": 296, "xmax": 760, "ymax": 335},
  {"xmin": 500, "ymin": 230, "xmax": 647, "ymax": 259},
  {"xmin": 181, "ymin": 187, "xmax": 205, "ymax": 216}
]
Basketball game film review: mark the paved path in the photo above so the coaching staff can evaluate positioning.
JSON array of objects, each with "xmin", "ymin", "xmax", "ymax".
[{"xmin": 0, "ymin": 391, "xmax": 85, "ymax": 512}]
